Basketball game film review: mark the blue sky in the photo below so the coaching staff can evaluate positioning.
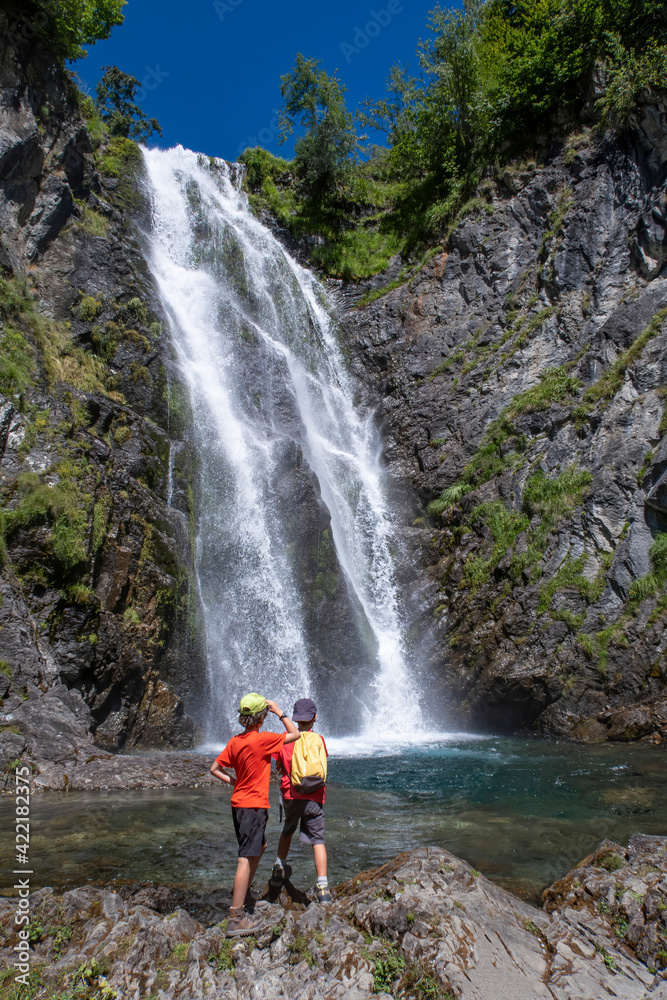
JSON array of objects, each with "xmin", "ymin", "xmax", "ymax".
[{"xmin": 73, "ymin": 0, "xmax": 443, "ymax": 162}]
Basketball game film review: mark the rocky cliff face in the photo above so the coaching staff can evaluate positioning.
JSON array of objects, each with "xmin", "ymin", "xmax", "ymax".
[
  {"xmin": 340, "ymin": 99, "xmax": 667, "ymax": 741},
  {"xmin": 0, "ymin": 18, "xmax": 207, "ymax": 773}
]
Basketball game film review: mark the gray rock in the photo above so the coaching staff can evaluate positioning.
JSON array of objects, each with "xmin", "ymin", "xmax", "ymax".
[
  {"xmin": 339, "ymin": 101, "xmax": 667, "ymax": 740},
  {"xmin": 2, "ymin": 841, "xmax": 666, "ymax": 999},
  {"xmin": 3, "ymin": 685, "xmax": 93, "ymax": 765}
]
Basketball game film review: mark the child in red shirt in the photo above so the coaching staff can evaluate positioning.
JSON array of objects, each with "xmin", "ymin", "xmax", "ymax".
[
  {"xmin": 271, "ymin": 697, "xmax": 331, "ymax": 903},
  {"xmin": 210, "ymin": 693, "xmax": 300, "ymax": 937}
]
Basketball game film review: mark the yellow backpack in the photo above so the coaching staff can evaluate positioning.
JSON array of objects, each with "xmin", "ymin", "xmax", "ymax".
[{"xmin": 290, "ymin": 732, "xmax": 327, "ymax": 794}]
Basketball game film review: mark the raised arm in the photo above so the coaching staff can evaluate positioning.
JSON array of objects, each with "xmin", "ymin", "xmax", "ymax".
[{"xmin": 266, "ymin": 699, "xmax": 301, "ymax": 745}]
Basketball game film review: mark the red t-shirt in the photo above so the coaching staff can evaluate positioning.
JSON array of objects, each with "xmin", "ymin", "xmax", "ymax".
[
  {"xmin": 273, "ymin": 735, "xmax": 328, "ymax": 804},
  {"xmin": 217, "ymin": 730, "xmax": 286, "ymax": 808}
]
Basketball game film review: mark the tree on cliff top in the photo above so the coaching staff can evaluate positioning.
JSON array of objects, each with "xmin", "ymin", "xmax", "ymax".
[
  {"xmin": 96, "ymin": 66, "xmax": 162, "ymax": 142},
  {"xmin": 361, "ymin": 0, "xmax": 667, "ymax": 189},
  {"xmin": 278, "ymin": 55, "xmax": 358, "ymax": 196},
  {"xmin": 20, "ymin": 0, "xmax": 126, "ymax": 61}
]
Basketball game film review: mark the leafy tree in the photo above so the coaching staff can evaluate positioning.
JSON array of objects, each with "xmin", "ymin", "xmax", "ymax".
[
  {"xmin": 418, "ymin": 0, "xmax": 489, "ymax": 166},
  {"xmin": 248, "ymin": 0, "xmax": 667, "ymax": 280},
  {"xmin": 278, "ymin": 55, "xmax": 358, "ymax": 195},
  {"xmin": 358, "ymin": 64, "xmax": 418, "ymax": 150},
  {"xmin": 358, "ymin": 64, "xmax": 421, "ymax": 177},
  {"xmin": 23, "ymin": 0, "xmax": 126, "ymax": 61},
  {"xmin": 479, "ymin": 0, "xmax": 667, "ymax": 147},
  {"xmin": 362, "ymin": 0, "xmax": 492, "ymax": 183},
  {"xmin": 363, "ymin": 0, "xmax": 667, "ymax": 185},
  {"xmin": 95, "ymin": 66, "xmax": 162, "ymax": 142}
]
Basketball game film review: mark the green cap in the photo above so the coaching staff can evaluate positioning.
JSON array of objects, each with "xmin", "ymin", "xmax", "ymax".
[{"xmin": 239, "ymin": 693, "xmax": 267, "ymax": 715}]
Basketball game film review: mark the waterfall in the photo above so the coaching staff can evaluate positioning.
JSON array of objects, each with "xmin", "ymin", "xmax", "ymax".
[{"xmin": 142, "ymin": 146, "xmax": 421, "ymax": 742}]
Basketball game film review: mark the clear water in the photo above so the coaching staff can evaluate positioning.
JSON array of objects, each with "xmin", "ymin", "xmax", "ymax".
[
  {"xmin": 141, "ymin": 147, "xmax": 422, "ymax": 741},
  {"xmin": 4, "ymin": 739, "xmax": 666, "ymax": 902}
]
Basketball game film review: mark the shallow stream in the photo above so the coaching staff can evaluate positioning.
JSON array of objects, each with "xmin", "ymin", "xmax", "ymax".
[{"xmin": 3, "ymin": 738, "xmax": 666, "ymax": 902}]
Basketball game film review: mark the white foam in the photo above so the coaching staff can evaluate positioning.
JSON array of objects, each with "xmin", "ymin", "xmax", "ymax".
[{"xmin": 324, "ymin": 731, "xmax": 488, "ymax": 758}]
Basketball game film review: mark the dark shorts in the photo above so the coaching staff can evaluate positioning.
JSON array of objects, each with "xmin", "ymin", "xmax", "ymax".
[
  {"xmin": 232, "ymin": 806, "xmax": 268, "ymax": 858},
  {"xmin": 282, "ymin": 799, "xmax": 325, "ymax": 845}
]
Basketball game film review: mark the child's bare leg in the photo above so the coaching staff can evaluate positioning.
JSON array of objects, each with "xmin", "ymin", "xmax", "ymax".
[
  {"xmin": 277, "ymin": 832, "xmax": 293, "ymax": 862},
  {"xmin": 313, "ymin": 843, "xmax": 327, "ymax": 878},
  {"xmin": 232, "ymin": 843, "xmax": 266, "ymax": 908},
  {"xmin": 249, "ymin": 842, "xmax": 266, "ymax": 884},
  {"xmin": 232, "ymin": 858, "xmax": 252, "ymax": 909}
]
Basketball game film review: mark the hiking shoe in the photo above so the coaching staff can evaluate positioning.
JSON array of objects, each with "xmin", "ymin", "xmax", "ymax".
[
  {"xmin": 316, "ymin": 885, "xmax": 333, "ymax": 903},
  {"xmin": 225, "ymin": 907, "xmax": 266, "ymax": 938},
  {"xmin": 244, "ymin": 890, "xmax": 280, "ymax": 912},
  {"xmin": 268, "ymin": 862, "xmax": 292, "ymax": 889}
]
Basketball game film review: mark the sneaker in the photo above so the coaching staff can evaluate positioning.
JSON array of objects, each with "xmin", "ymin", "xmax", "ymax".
[
  {"xmin": 268, "ymin": 862, "xmax": 292, "ymax": 889},
  {"xmin": 316, "ymin": 885, "xmax": 333, "ymax": 903},
  {"xmin": 225, "ymin": 906, "xmax": 266, "ymax": 938}
]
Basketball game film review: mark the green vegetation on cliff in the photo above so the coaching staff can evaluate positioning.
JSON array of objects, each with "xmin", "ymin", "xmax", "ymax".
[
  {"xmin": 243, "ymin": 0, "xmax": 667, "ymax": 281},
  {"xmin": 433, "ymin": 305, "xmax": 667, "ymax": 680},
  {"xmin": 0, "ymin": 275, "xmax": 124, "ymax": 403},
  {"xmin": 16, "ymin": 0, "xmax": 125, "ymax": 61},
  {"xmin": 427, "ymin": 366, "xmax": 581, "ymax": 514}
]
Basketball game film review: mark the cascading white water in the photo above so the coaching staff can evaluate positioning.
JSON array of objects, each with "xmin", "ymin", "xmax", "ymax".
[{"xmin": 142, "ymin": 145, "xmax": 421, "ymax": 741}]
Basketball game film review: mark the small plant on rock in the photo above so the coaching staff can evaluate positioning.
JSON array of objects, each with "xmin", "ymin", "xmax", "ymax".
[
  {"xmin": 26, "ymin": 921, "xmax": 44, "ymax": 944},
  {"xmin": 398, "ymin": 959, "xmax": 454, "ymax": 999},
  {"xmin": 212, "ymin": 939, "xmax": 234, "ymax": 971},
  {"xmin": 614, "ymin": 917, "xmax": 629, "ymax": 938},
  {"xmin": 79, "ymin": 296, "xmax": 104, "ymax": 322},
  {"xmin": 113, "ymin": 424, "xmax": 132, "ymax": 445},
  {"xmin": 126, "ymin": 297, "xmax": 149, "ymax": 325},
  {"xmin": 372, "ymin": 943, "xmax": 405, "ymax": 994},
  {"xmin": 288, "ymin": 934, "xmax": 315, "ymax": 967},
  {"xmin": 51, "ymin": 922, "xmax": 74, "ymax": 958},
  {"xmin": 598, "ymin": 853, "xmax": 626, "ymax": 873}
]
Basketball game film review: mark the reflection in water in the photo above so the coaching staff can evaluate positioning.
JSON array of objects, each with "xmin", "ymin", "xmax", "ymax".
[{"xmin": 3, "ymin": 739, "xmax": 666, "ymax": 902}]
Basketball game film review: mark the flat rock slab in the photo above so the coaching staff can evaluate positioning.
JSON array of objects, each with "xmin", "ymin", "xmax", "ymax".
[
  {"xmin": 12, "ymin": 751, "xmax": 217, "ymax": 792},
  {"xmin": 2, "ymin": 839, "xmax": 666, "ymax": 999}
]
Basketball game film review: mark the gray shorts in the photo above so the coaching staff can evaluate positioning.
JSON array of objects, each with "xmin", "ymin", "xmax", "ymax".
[{"xmin": 282, "ymin": 799, "xmax": 325, "ymax": 845}]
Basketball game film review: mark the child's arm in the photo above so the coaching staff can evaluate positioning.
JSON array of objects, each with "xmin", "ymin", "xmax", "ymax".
[
  {"xmin": 210, "ymin": 762, "xmax": 235, "ymax": 786},
  {"xmin": 266, "ymin": 699, "xmax": 301, "ymax": 745}
]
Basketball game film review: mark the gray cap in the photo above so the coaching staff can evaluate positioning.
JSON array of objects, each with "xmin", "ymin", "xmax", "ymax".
[{"xmin": 292, "ymin": 697, "xmax": 317, "ymax": 721}]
